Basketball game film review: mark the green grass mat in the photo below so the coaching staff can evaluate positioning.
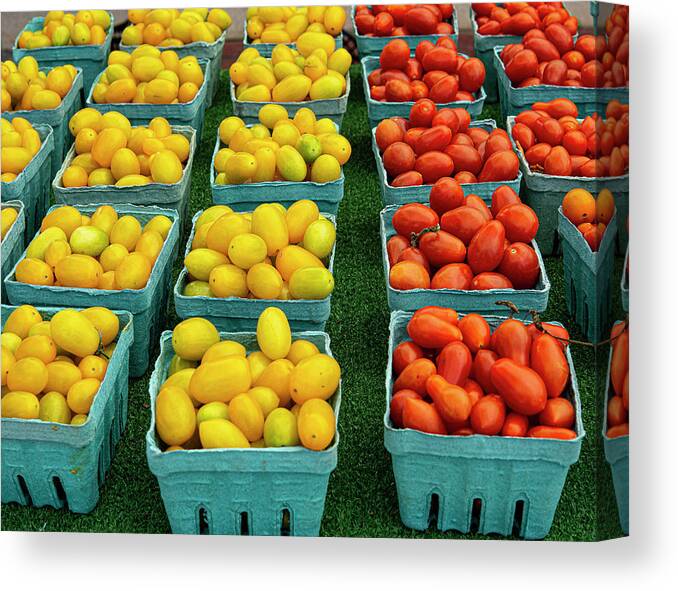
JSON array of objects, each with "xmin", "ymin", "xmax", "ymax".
[{"xmin": 1, "ymin": 66, "xmax": 625, "ymax": 540}]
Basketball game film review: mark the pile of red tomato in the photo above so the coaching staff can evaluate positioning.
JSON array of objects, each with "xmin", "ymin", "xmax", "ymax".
[
  {"xmin": 376, "ymin": 99, "xmax": 520, "ymax": 187},
  {"xmin": 355, "ymin": 4, "xmax": 455, "ymax": 37},
  {"xmin": 472, "ymin": 2, "xmax": 577, "ymax": 36},
  {"xmin": 499, "ymin": 25, "xmax": 628, "ymax": 88},
  {"xmin": 607, "ymin": 322, "xmax": 629, "ymax": 438},
  {"xmin": 511, "ymin": 98, "xmax": 629, "ymax": 177},
  {"xmin": 390, "ymin": 306, "xmax": 577, "ymax": 439},
  {"xmin": 561, "ymin": 188, "xmax": 616, "ymax": 252},
  {"xmin": 388, "ymin": 181, "xmax": 541, "ymax": 291},
  {"xmin": 368, "ymin": 37, "xmax": 486, "ymax": 104}
]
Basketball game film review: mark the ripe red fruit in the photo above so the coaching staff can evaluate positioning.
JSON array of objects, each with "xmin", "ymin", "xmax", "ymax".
[{"xmin": 383, "ymin": 142, "xmax": 416, "ymax": 177}]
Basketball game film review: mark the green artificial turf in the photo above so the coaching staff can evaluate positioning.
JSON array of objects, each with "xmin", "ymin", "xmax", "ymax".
[{"xmin": 1, "ymin": 66, "xmax": 625, "ymax": 540}]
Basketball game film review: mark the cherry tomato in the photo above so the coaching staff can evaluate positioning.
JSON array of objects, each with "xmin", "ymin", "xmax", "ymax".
[
  {"xmin": 528, "ymin": 426, "xmax": 577, "ymax": 439},
  {"xmin": 501, "ymin": 412, "xmax": 529, "ymax": 437},
  {"xmin": 471, "ymin": 272, "xmax": 513, "ymax": 290},
  {"xmin": 539, "ymin": 397, "xmax": 575, "ymax": 428},
  {"xmin": 393, "ymin": 341, "xmax": 425, "ymax": 376},
  {"xmin": 409, "ymin": 98, "xmax": 437, "ymax": 128},
  {"xmin": 415, "ymin": 151, "xmax": 454, "ymax": 184},
  {"xmin": 402, "ymin": 398, "xmax": 447, "ymax": 434},
  {"xmin": 471, "ymin": 349, "xmax": 499, "ymax": 394},
  {"xmin": 467, "ymin": 220, "xmax": 505, "ymax": 274},
  {"xmin": 383, "ymin": 142, "xmax": 416, "ymax": 178},
  {"xmin": 491, "ymin": 358, "xmax": 548, "ymax": 415},
  {"xmin": 394, "ymin": 357, "xmax": 437, "ymax": 395},
  {"xmin": 436, "ymin": 341, "xmax": 472, "ymax": 386},
  {"xmin": 498, "ymin": 242, "xmax": 540, "ymax": 289},
  {"xmin": 392, "ymin": 171, "xmax": 424, "ymax": 187},
  {"xmin": 407, "ymin": 312, "xmax": 462, "ymax": 349},
  {"xmin": 426, "ymin": 375, "xmax": 473, "ymax": 424},
  {"xmin": 530, "ymin": 333, "xmax": 570, "ymax": 398},
  {"xmin": 414, "ymin": 125, "xmax": 453, "ymax": 155},
  {"xmin": 492, "ymin": 318, "xmax": 531, "ymax": 365},
  {"xmin": 429, "ymin": 177, "xmax": 465, "ymax": 215},
  {"xmin": 392, "ymin": 202, "xmax": 439, "ymax": 236},
  {"xmin": 496, "ymin": 203, "xmax": 539, "ymax": 243},
  {"xmin": 458, "ymin": 313, "xmax": 491, "ymax": 354},
  {"xmin": 390, "ymin": 389, "xmax": 422, "ymax": 428},
  {"xmin": 419, "ymin": 230, "xmax": 466, "ymax": 267},
  {"xmin": 397, "ymin": 246, "xmax": 430, "ymax": 273},
  {"xmin": 389, "ymin": 260, "xmax": 430, "ymax": 290},
  {"xmin": 380, "ymin": 38, "xmax": 410, "ymax": 70},
  {"xmin": 470, "ymin": 394, "xmax": 506, "ymax": 435},
  {"xmin": 431, "ymin": 263, "xmax": 474, "ymax": 290},
  {"xmin": 386, "ymin": 234, "xmax": 409, "ymax": 266},
  {"xmin": 478, "ymin": 150, "xmax": 520, "ymax": 182}
]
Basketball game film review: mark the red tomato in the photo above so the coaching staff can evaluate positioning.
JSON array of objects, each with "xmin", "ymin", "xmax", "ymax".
[
  {"xmin": 471, "ymin": 349, "xmax": 499, "ymax": 394},
  {"xmin": 470, "ymin": 394, "xmax": 506, "ymax": 435},
  {"xmin": 607, "ymin": 395, "xmax": 628, "ymax": 427},
  {"xmin": 355, "ymin": 13, "xmax": 375, "ymax": 35},
  {"xmin": 422, "ymin": 47, "xmax": 458, "ymax": 74},
  {"xmin": 451, "ymin": 108, "xmax": 471, "ymax": 132},
  {"xmin": 484, "ymin": 133, "xmax": 513, "ymax": 158},
  {"xmin": 423, "ymin": 69, "xmax": 448, "ymax": 88},
  {"xmin": 467, "ymin": 220, "xmax": 505, "ymax": 273},
  {"xmin": 526, "ymin": 322, "xmax": 570, "ymax": 349},
  {"xmin": 542, "ymin": 59, "xmax": 568, "ymax": 86},
  {"xmin": 407, "ymin": 312, "xmax": 462, "ymax": 349},
  {"xmin": 431, "ymin": 263, "xmax": 474, "ymax": 290},
  {"xmin": 390, "ymin": 389, "xmax": 422, "ymax": 428},
  {"xmin": 534, "ymin": 118, "xmax": 565, "ymax": 145},
  {"xmin": 465, "ymin": 194, "xmax": 492, "ymax": 221},
  {"xmin": 524, "ymin": 38, "xmax": 560, "ymax": 62},
  {"xmin": 528, "ymin": 426, "xmax": 577, "ymax": 439},
  {"xmin": 426, "ymin": 375, "xmax": 472, "ymax": 424},
  {"xmin": 392, "ymin": 171, "xmax": 424, "ymax": 187},
  {"xmin": 525, "ymin": 143, "xmax": 552, "ymax": 166},
  {"xmin": 544, "ymin": 23, "xmax": 574, "ymax": 54},
  {"xmin": 478, "ymin": 150, "xmax": 520, "ymax": 182},
  {"xmin": 380, "ymin": 69, "xmax": 411, "ymax": 84},
  {"xmin": 501, "ymin": 412, "xmax": 529, "ymax": 437},
  {"xmin": 467, "ymin": 127, "xmax": 490, "ymax": 148},
  {"xmin": 373, "ymin": 11, "xmax": 395, "ymax": 36},
  {"xmin": 385, "ymin": 79, "xmax": 414, "ymax": 102},
  {"xmin": 392, "ymin": 202, "xmax": 439, "ymax": 236},
  {"xmin": 492, "ymin": 318, "xmax": 531, "ymax": 366},
  {"xmin": 414, "ymin": 125, "xmax": 453, "ymax": 155},
  {"xmin": 544, "ymin": 145, "xmax": 572, "ymax": 176},
  {"xmin": 498, "ymin": 242, "xmax": 540, "ymax": 289},
  {"xmin": 404, "ymin": 7, "xmax": 439, "ymax": 35},
  {"xmin": 464, "ymin": 378, "xmax": 484, "ymax": 405},
  {"xmin": 429, "ymin": 75, "xmax": 459, "ymax": 103},
  {"xmin": 443, "ymin": 144, "xmax": 482, "ymax": 176},
  {"xmin": 404, "ymin": 127, "xmax": 426, "ymax": 149},
  {"xmin": 436, "ymin": 341, "xmax": 472, "ymax": 386},
  {"xmin": 562, "ymin": 50, "xmax": 585, "ymax": 71},
  {"xmin": 490, "ymin": 185, "xmax": 521, "ymax": 217},
  {"xmin": 409, "ymin": 99, "xmax": 437, "ymax": 128},
  {"xmin": 581, "ymin": 60, "xmax": 604, "ymax": 87},
  {"xmin": 389, "ymin": 260, "xmax": 430, "ymax": 290},
  {"xmin": 415, "ymin": 151, "xmax": 454, "ymax": 184},
  {"xmin": 505, "ymin": 49, "xmax": 539, "ymax": 84},
  {"xmin": 562, "ymin": 130, "xmax": 588, "ymax": 156},
  {"xmin": 414, "ymin": 305, "xmax": 458, "ymax": 325},
  {"xmin": 471, "ymin": 272, "xmax": 513, "ymax": 290},
  {"xmin": 419, "ymin": 230, "xmax": 466, "ymax": 267},
  {"xmin": 458, "ymin": 58, "xmax": 486, "ymax": 93},
  {"xmin": 415, "ymin": 40, "xmax": 435, "ymax": 63},
  {"xmin": 458, "ymin": 313, "xmax": 491, "ymax": 354},
  {"xmin": 383, "ymin": 142, "xmax": 416, "ymax": 177},
  {"xmin": 386, "ymin": 234, "xmax": 408, "ymax": 266},
  {"xmin": 402, "ymin": 398, "xmax": 447, "ymax": 434},
  {"xmin": 491, "ymin": 358, "xmax": 548, "ymax": 415},
  {"xmin": 411, "ymin": 80, "xmax": 429, "ymax": 100},
  {"xmin": 376, "ymin": 119, "xmax": 404, "ymax": 151},
  {"xmin": 431, "ymin": 108, "xmax": 460, "ymax": 133},
  {"xmin": 393, "ymin": 341, "xmax": 425, "ymax": 375},
  {"xmin": 440, "ymin": 206, "xmax": 487, "ymax": 245},
  {"xmin": 380, "ymin": 39, "xmax": 410, "ymax": 70},
  {"xmin": 496, "ymin": 203, "xmax": 539, "ymax": 243},
  {"xmin": 610, "ymin": 330, "xmax": 629, "ymax": 397},
  {"xmin": 539, "ymin": 397, "xmax": 575, "ymax": 428},
  {"xmin": 607, "ymin": 423, "xmax": 629, "ymax": 438},
  {"xmin": 511, "ymin": 122, "xmax": 536, "ymax": 150},
  {"xmin": 429, "ymin": 177, "xmax": 465, "ymax": 215},
  {"xmin": 574, "ymin": 34, "xmax": 600, "ymax": 62},
  {"xmin": 397, "ymin": 246, "xmax": 430, "ymax": 273},
  {"xmin": 455, "ymin": 171, "xmax": 478, "ymax": 184},
  {"xmin": 370, "ymin": 85, "xmax": 386, "ymax": 101},
  {"xmin": 530, "ymin": 333, "xmax": 570, "ymax": 398},
  {"xmin": 478, "ymin": 21, "xmax": 501, "ymax": 35},
  {"xmin": 394, "ymin": 358, "xmax": 437, "ymax": 395}
]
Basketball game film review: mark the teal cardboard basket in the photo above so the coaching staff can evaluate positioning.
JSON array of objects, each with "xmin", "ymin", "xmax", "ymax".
[
  {"xmin": 621, "ymin": 246, "xmax": 629, "ymax": 312},
  {"xmin": 558, "ymin": 207, "xmax": 617, "ymax": 344},
  {"xmin": 1, "ymin": 305, "xmax": 133, "ymax": 514},
  {"xmin": 210, "ymin": 130, "xmax": 344, "ymax": 215},
  {"xmin": 351, "ymin": 6, "xmax": 459, "ymax": 57},
  {"xmin": 52, "ymin": 125, "xmax": 197, "ymax": 228},
  {"xmin": 384, "ymin": 310, "xmax": 584, "ymax": 539},
  {"xmin": 241, "ymin": 19, "xmax": 343, "ymax": 57},
  {"xmin": 85, "ymin": 58, "xmax": 210, "ymax": 139},
  {"xmin": 372, "ymin": 120, "xmax": 523, "ymax": 206},
  {"xmin": 174, "ymin": 210, "xmax": 336, "ymax": 332},
  {"xmin": 380, "ymin": 205, "xmax": 550, "ymax": 317},
  {"xmin": 602, "ymin": 326, "xmax": 629, "ymax": 534},
  {"xmin": 146, "ymin": 328, "xmax": 341, "ymax": 536},
  {"xmin": 3, "ymin": 204, "xmax": 180, "ymax": 377},
  {"xmin": 12, "ymin": 13, "xmax": 114, "ymax": 90},
  {"xmin": 494, "ymin": 47, "xmax": 628, "ymax": 120},
  {"xmin": 361, "ymin": 55, "xmax": 487, "ymax": 128},
  {"xmin": 0, "ymin": 122, "xmax": 54, "ymax": 239},
  {"xmin": 1, "ymin": 201, "xmax": 26, "ymax": 304},
  {"xmin": 507, "ymin": 116, "xmax": 629, "ymax": 256},
  {"xmin": 230, "ymin": 74, "xmax": 350, "ymax": 128},
  {"xmin": 2, "ymin": 66, "xmax": 84, "ymax": 179},
  {"xmin": 119, "ymin": 27, "xmax": 228, "ymax": 107}
]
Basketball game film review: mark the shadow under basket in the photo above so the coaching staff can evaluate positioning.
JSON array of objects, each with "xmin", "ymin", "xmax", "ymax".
[
  {"xmin": 384, "ymin": 310, "xmax": 584, "ymax": 539},
  {"xmin": 1, "ymin": 306, "xmax": 133, "ymax": 514},
  {"xmin": 146, "ymin": 330, "xmax": 341, "ymax": 536},
  {"xmin": 558, "ymin": 207, "xmax": 618, "ymax": 344}
]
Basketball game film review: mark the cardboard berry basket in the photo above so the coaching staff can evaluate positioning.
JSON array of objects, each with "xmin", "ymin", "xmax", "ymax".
[
  {"xmin": 351, "ymin": 6, "xmax": 459, "ymax": 58},
  {"xmin": 12, "ymin": 14, "xmax": 114, "ymax": 91},
  {"xmin": 602, "ymin": 323, "xmax": 629, "ymax": 534},
  {"xmin": 621, "ymin": 246, "xmax": 629, "ymax": 313},
  {"xmin": 52, "ymin": 125, "xmax": 197, "ymax": 230},
  {"xmin": 507, "ymin": 116, "xmax": 629, "ymax": 256},
  {"xmin": 494, "ymin": 47, "xmax": 629, "ymax": 120},
  {"xmin": 85, "ymin": 58, "xmax": 211, "ymax": 140},
  {"xmin": 229, "ymin": 74, "xmax": 350, "ymax": 128},
  {"xmin": 380, "ymin": 205, "xmax": 551, "ymax": 317},
  {"xmin": 372, "ymin": 119, "xmax": 523, "ymax": 207},
  {"xmin": 360, "ymin": 55, "xmax": 487, "ymax": 128},
  {"xmin": 174, "ymin": 210, "xmax": 336, "ymax": 332},
  {"xmin": 210, "ymin": 129, "xmax": 344, "ymax": 215},
  {"xmin": 3, "ymin": 67, "xmax": 84, "ymax": 179},
  {"xmin": 0, "ymin": 201, "xmax": 26, "ymax": 304},
  {"xmin": 384, "ymin": 310, "xmax": 584, "ymax": 539},
  {"xmin": 119, "ymin": 28, "xmax": 229, "ymax": 108},
  {"xmin": 3, "ymin": 204, "xmax": 180, "ymax": 377},
  {"xmin": 557, "ymin": 207, "xmax": 618, "ymax": 343},
  {"xmin": 1, "ymin": 305, "xmax": 133, "ymax": 514},
  {"xmin": 0, "ymin": 122, "xmax": 54, "ymax": 239},
  {"xmin": 241, "ymin": 19, "xmax": 343, "ymax": 58},
  {"xmin": 145, "ymin": 328, "xmax": 341, "ymax": 536}
]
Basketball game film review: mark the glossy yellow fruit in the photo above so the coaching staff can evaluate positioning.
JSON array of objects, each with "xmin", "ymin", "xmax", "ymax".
[
  {"xmin": 2, "ymin": 391, "xmax": 40, "ymax": 419},
  {"xmin": 2, "ymin": 147, "xmax": 33, "ymax": 175},
  {"xmin": 201, "ymin": 340, "xmax": 246, "ymax": 364},
  {"xmin": 287, "ymin": 339, "xmax": 320, "ymax": 365},
  {"xmin": 199, "ymin": 418, "xmax": 250, "ymax": 448},
  {"xmin": 303, "ymin": 218, "xmax": 336, "ymax": 259},
  {"xmin": 298, "ymin": 398, "xmax": 335, "ymax": 450},
  {"xmin": 196, "ymin": 401, "xmax": 229, "ymax": 424},
  {"xmin": 150, "ymin": 149, "xmax": 183, "ymax": 184},
  {"xmin": 328, "ymin": 47, "xmax": 351, "ymax": 76},
  {"xmin": 310, "ymin": 154, "xmax": 341, "ymax": 183},
  {"xmin": 110, "ymin": 215, "xmax": 142, "ymax": 251},
  {"xmin": 135, "ymin": 230, "xmax": 164, "ymax": 263},
  {"xmin": 89, "ymin": 205, "xmax": 117, "ymax": 235},
  {"xmin": 168, "ymin": 354, "xmax": 197, "ymax": 376},
  {"xmin": 78, "ymin": 355, "xmax": 108, "ymax": 381},
  {"xmin": 54, "ymin": 254, "xmax": 102, "ymax": 288},
  {"xmin": 3, "ymin": 305, "xmax": 42, "ymax": 338},
  {"xmin": 196, "ymin": 205, "xmax": 232, "ymax": 230},
  {"xmin": 98, "ymin": 243, "xmax": 128, "ymax": 272},
  {"xmin": 15, "ymin": 258, "xmax": 54, "ymax": 286},
  {"xmin": 189, "ymin": 356, "xmax": 251, "ymax": 403},
  {"xmin": 276, "ymin": 145, "xmax": 308, "ymax": 182},
  {"xmin": 61, "ymin": 165, "xmax": 88, "ymax": 188},
  {"xmin": 67, "ymin": 378, "xmax": 100, "ymax": 414},
  {"xmin": 162, "ymin": 134, "xmax": 190, "ymax": 162},
  {"xmin": 286, "ymin": 200, "xmax": 319, "ymax": 243},
  {"xmin": 247, "ymin": 386, "xmax": 279, "ymax": 418},
  {"xmin": 1, "ymin": 333, "xmax": 22, "ymax": 354},
  {"xmin": 45, "ymin": 361, "xmax": 82, "ymax": 395},
  {"xmin": 289, "ymin": 267, "xmax": 334, "ymax": 300},
  {"xmin": 39, "ymin": 391, "xmax": 72, "ymax": 423},
  {"xmin": 74, "ymin": 128, "xmax": 98, "ymax": 155},
  {"xmin": 116, "ymin": 174, "xmax": 151, "ymax": 186},
  {"xmin": 227, "ymin": 233, "xmax": 268, "ymax": 270},
  {"xmin": 1, "ymin": 208, "xmax": 18, "ymax": 239},
  {"xmin": 272, "ymin": 75, "xmax": 311, "ymax": 102},
  {"xmin": 156, "ymin": 385, "xmax": 196, "ymax": 446},
  {"xmin": 256, "ymin": 307, "xmax": 291, "ymax": 361},
  {"xmin": 69, "ymin": 225, "xmax": 109, "ymax": 257},
  {"xmin": 50, "ymin": 309, "xmax": 101, "ymax": 357},
  {"xmin": 246, "ymin": 263, "xmax": 284, "ymax": 300},
  {"xmin": 172, "ymin": 318, "xmax": 219, "ymax": 361},
  {"xmin": 183, "ymin": 280, "xmax": 212, "ymax": 297},
  {"xmin": 251, "ymin": 204, "xmax": 289, "ymax": 257},
  {"xmin": 320, "ymin": 134, "xmax": 351, "ymax": 165},
  {"xmin": 7, "ymin": 356, "xmax": 48, "ymax": 395},
  {"xmin": 275, "ymin": 245, "xmax": 324, "ymax": 282},
  {"xmin": 206, "ymin": 213, "xmax": 250, "ymax": 255},
  {"xmin": 144, "ymin": 215, "xmax": 173, "ymax": 239},
  {"xmin": 184, "ymin": 248, "xmax": 229, "ymax": 282},
  {"xmin": 108, "ymin": 148, "xmax": 139, "ymax": 180},
  {"xmin": 290, "ymin": 353, "xmax": 340, "ymax": 404},
  {"xmin": 258, "ymin": 104, "xmax": 288, "ymax": 129},
  {"xmin": 71, "ymin": 414, "xmax": 89, "ymax": 425},
  {"xmin": 80, "ymin": 307, "xmax": 119, "ymax": 346},
  {"xmin": 247, "ymin": 351, "xmax": 271, "ymax": 383},
  {"xmin": 229, "ymin": 392, "xmax": 264, "ymax": 442},
  {"xmin": 263, "ymin": 408, "xmax": 299, "ymax": 447},
  {"xmin": 15, "ymin": 335, "xmax": 56, "ymax": 364},
  {"xmin": 208, "ymin": 264, "xmax": 248, "ymax": 298},
  {"xmin": 91, "ymin": 128, "xmax": 127, "ymax": 168},
  {"xmin": 114, "ymin": 252, "xmax": 152, "ymax": 290},
  {"xmin": 1, "ymin": 346, "xmax": 15, "ymax": 386}
]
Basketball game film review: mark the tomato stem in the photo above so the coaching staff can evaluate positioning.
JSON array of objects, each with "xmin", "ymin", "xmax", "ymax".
[{"xmin": 410, "ymin": 224, "xmax": 440, "ymax": 247}]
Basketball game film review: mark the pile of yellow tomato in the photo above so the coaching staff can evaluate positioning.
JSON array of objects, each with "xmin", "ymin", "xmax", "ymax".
[
  {"xmin": 157, "ymin": 307, "xmax": 339, "ymax": 451},
  {"xmin": 16, "ymin": 10, "xmax": 111, "ymax": 49},
  {"xmin": 246, "ymin": 6, "xmax": 345, "ymax": 44},
  {"xmin": 1, "ymin": 118, "xmax": 43, "ymax": 182},
  {"xmin": 2, "ymin": 57, "xmax": 77, "ymax": 112}
]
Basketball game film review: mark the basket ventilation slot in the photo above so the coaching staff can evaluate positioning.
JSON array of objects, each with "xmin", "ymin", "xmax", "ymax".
[{"xmin": 469, "ymin": 498, "xmax": 483, "ymax": 534}]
